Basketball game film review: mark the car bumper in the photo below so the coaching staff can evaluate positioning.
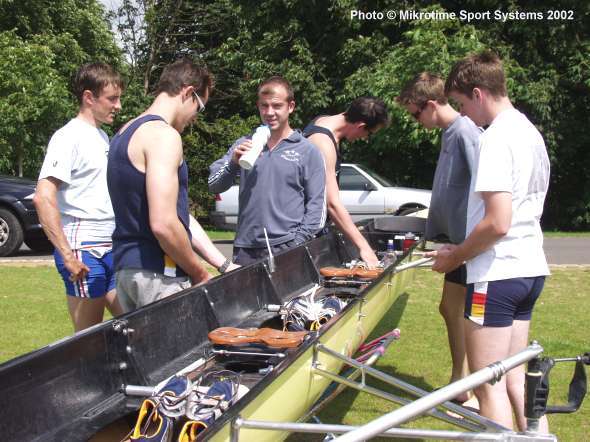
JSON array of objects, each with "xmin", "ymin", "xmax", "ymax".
[{"xmin": 209, "ymin": 211, "xmax": 237, "ymax": 230}]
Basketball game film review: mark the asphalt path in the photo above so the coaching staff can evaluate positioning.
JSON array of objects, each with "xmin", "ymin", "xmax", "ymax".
[{"xmin": 1, "ymin": 237, "xmax": 589, "ymax": 265}]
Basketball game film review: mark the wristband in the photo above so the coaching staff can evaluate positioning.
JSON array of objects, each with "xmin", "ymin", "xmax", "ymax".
[{"xmin": 217, "ymin": 258, "xmax": 232, "ymax": 274}]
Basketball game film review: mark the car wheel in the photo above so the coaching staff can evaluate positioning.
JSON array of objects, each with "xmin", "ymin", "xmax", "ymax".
[
  {"xmin": 397, "ymin": 207, "xmax": 422, "ymax": 216},
  {"xmin": 24, "ymin": 237, "xmax": 54, "ymax": 253},
  {"xmin": 0, "ymin": 207, "xmax": 24, "ymax": 257}
]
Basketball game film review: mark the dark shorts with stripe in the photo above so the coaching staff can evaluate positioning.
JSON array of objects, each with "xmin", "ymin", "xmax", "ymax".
[
  {"xmin": 465, "ymin": 276, "xmax": 546, "ymax": 327},
  {"xmin": 444, "ymin": 264, "xmax": 466, "ymax": 286}
]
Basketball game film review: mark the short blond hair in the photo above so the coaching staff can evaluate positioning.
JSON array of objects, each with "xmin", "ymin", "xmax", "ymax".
[
  {"xmin": 445, "ymin": 50, "xmax": 507, "ymax": 98},
  {"xmin": 397, "ymin": 72, "xmax": 448, "ymax": 108}
]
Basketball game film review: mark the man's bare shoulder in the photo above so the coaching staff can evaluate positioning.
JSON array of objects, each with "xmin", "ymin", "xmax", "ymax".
[
  {"xmin": 307, "ymin": 132, "xmax": 337, "ymax": 161},
  {"xmin": 137, "ymin": 121, "xmax": 182, "ymax": 152}
]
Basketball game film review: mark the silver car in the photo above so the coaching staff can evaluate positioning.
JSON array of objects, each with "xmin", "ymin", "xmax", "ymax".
[{"xmin": 209, "ymin": 163, "xmax": 432, "ymax": 229}]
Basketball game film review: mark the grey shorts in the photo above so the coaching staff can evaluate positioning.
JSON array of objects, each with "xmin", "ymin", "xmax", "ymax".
[{"xmin": 116, "ymin": 269, "xmax": 192, "ymax": 312}]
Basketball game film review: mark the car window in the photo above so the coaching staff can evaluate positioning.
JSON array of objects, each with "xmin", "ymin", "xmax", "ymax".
[
  {"xmin": 354, "ymin": 164, "xmax": 394, "ymax": 187},
  {"xmin": 339, "ymin": 167, "xmax": 373, "ymax": 191}
]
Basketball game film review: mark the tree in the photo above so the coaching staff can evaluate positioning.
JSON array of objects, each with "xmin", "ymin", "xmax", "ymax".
[
  {"xmin": 0, "ymin": 31, "xmax": 73, "ymax": 177},
  {"xmin": 115, "ymin": 0, "xmax": 590, "ymax": 228},
  {"xmin": 0, "ymin": 0, "xmax": 125, "ymax": 177}
]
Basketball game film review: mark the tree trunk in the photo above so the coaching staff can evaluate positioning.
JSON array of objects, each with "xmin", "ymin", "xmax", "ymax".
[{"xmin": 17, "ymin": 151, "xmax": 23, "ymax": 177}]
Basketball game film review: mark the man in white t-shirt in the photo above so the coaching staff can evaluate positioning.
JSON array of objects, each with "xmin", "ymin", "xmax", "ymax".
[
  {"xmin": 34, "ymin": 63, "xmax": 125, "ymax": 332},
  {"xmin": 428, "ymin": 51, "xmax": 550, "ymax": 432}
]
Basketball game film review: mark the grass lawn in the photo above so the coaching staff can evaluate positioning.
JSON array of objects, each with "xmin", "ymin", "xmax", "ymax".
[
  {"xmin": 313, "ymin": 267, "xmax": 590, "ymax": 441},
  {"xmin": 543, "ymin": 231, "xmax": 590, "ymax": 238},
  {"xmin": 204, "ymin": 228, "xmax": 235, "ymax": 240},
  {"xmin": 0, "ymin": 265, "xmax": 588, "ymax": 440}
]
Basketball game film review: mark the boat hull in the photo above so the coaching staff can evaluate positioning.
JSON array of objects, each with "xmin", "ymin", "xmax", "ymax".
[{"xmin": 0, "ymin": 216, "xmax": 425, "ymax": 441}]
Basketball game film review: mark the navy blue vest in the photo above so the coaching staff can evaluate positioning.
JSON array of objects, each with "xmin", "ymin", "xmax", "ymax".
[
  {"xmin": 107, "ymin": 115, "xmax": 190, "ymax": 277},
  {"xmin": 303, "ymin": 116, "xmax": 341, "ymax": 183}
]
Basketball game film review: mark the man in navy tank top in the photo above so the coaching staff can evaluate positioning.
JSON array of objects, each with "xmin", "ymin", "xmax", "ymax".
[
  {"xmin": 303, "ymin": 98, "xmax": 389, "ymax": 267},
  {"xmin": 108, "ymin": 59, "xmax": 236, "ymax": 312}
]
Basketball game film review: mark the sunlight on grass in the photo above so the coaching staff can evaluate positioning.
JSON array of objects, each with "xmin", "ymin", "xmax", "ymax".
[{"xmin": 1, "ymin": 265, "xmax": 588, "ymax": 440}]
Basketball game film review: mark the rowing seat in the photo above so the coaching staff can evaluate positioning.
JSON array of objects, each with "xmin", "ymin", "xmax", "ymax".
[
  {"xmin": 320, "ymin": 266, "xmax": 383, "ymax": 280},
  {"xmin": 208, "ymin": 327, "xmax": 308, "ymax": 348}
]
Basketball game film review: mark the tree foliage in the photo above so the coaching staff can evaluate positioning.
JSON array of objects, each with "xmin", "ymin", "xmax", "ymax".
[
  {"xmin": 0, "ymin": 0, "xmax": 123, "ymax": 177},
  {"xmin": 0, "ymin": 31, "xmax": 72, "ymax": 177},
  {"xmin": 135, "ymin": 0, "xmax": 585, "ymax": 229},
  {"xmin": 2, "ymin": 0, "xmax": 588, "ymax": 228}
]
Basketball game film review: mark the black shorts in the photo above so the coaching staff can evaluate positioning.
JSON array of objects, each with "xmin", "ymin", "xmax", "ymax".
[
  {"xmin": 444, "ymin": 264, "xmax": 466, "ymax": 286},
  {"xmin": 465, "ymin": 276, "xmax": 546, "ymax": 327}
]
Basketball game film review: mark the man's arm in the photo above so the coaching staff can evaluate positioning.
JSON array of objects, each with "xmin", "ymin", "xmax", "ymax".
[
  {"xmin": 189, "ymin": 215, "xmax": 240, "ymax": 273},
  {"xmin": 430, "ymin": 191, "xmax": 512, "ymax": 273},
  {"xmin": 291, "ymin": 146, "xmax": 326, "ymax": 243},
  {"xmin": 308, "ymin": 134, "xmax": 379, "ymax": 267},
  {"xmin": 145, "ymin": 127, "xmax": 212, "ymax": 283},
  {"xmin": 208, "ymin": 139, "xmax": 246, "ymax": 194},
  {"xmin": 33, "ymin": 177, "xmax": 89, "ymax": 281}
]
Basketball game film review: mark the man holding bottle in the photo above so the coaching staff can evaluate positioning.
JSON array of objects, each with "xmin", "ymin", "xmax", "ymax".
[{"xmin": 208, "ymin": 76, "xmax": 327, "ymax": 265}]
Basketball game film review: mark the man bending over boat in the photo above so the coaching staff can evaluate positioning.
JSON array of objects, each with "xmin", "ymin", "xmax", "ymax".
[
  {"xmin": 208, "ymin": 76, "xmax": 327, "ymax": 266},
  {"xmin": 107, "ymin": 59, "xmax": 237, "ymax": 312},
  {"xmin": 397, "ymin": 72, "xmax": 480, "ymax": 403},
  {"xmin": 428, "ymin": 51, "xmax": 550, "ymax": 432},
  {"xmin": 303, "ymin": 97, "xmax": 389, "ymax": 268}
]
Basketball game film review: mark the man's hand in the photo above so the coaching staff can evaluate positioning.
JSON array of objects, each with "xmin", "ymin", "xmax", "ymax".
[
  {"xmin": 192, "ymin": 269, "xmax": 213, "ymax": 286},
  {"xmin": 360, "ymin": 247, "xmax": 379, "ymax": 268},
  {"xmin": 231, "ymin": 140, "xmax": 252, "ymax": 164},
  {"xmin": 64, "ymin": 254, "xmax": 90, "ymax": 282},
  {"xmin": 425, "ymin": 244, "xmax": 462, "ymax": 274}
]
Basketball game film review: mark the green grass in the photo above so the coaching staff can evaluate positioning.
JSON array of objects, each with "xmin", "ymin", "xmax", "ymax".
[
  {"xmin": 0, "ymin": 266, "xmax": 588, "ymax": 440},
  {"xmin": 543, "ymin": 231, "xmax": 590, "ymax": 238},
  {"xmin": 311, "ymin": 268, "xmax": 590, "ymax": 441},
  {"xmin": 204, "ymin": 228, "xmax": 235, "ymax": 240}
]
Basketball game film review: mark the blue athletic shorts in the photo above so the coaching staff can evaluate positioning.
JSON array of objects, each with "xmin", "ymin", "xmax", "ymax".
[
  {"xmin": 54, "ymin": 243, "xmax": 116, "ymax": 298},
  {"xmin": 465, "ymin": 276, "xmax": 546, "ymax": 327}
]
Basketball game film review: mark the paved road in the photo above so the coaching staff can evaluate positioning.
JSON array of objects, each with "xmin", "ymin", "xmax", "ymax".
[{"xmin": 1, "ymin": 237, "xmax": 588, "ymax": 265}]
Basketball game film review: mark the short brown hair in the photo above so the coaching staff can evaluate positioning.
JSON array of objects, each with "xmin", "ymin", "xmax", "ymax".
[
  {"xmin": 344, "ymin": 97, "xmax": 390, "ymax": 130},
  {"xmin": 72, "ymin": 62, "xmax": 123, "ymax": 105},
  {"xmin": 257, "ymin": 76, "xmax": 294, "ymax": 102},
  {"xmin": 445, "ymin": 50, "xmax": 507, "ymax": 98},
  {"xmin": 154, "ymin": 58, "xmax": 214, "ymax": 97},
  {"xmin": 397, "ymin": 72, "xmax": 447, "ymax": 108}
]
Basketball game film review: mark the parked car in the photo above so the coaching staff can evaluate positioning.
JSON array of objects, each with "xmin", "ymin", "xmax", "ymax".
[
  {"xmin": 0, "ymin": 175, "xmax": 52, "ymax": 256},
  {"xmin": 209, "ymin": 163, "xmax": 432, "ymax": 230}
]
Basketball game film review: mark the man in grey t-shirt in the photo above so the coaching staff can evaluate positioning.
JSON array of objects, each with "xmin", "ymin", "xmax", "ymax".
[{"xmin": 397, "ymin": 72, "xmax": 480, "ymax": 403}]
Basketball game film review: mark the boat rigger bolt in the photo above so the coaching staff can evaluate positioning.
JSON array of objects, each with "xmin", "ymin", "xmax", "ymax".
[{"xmin": 119, "ymin": 362, "xmax": 128, "ymax": 370}]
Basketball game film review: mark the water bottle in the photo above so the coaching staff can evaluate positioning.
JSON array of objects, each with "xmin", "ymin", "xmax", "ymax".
[
  {"xmin": 239, "ymin": 125, "xmax": 271, "ymax": 170},
  {"xmin": 386, "ymin": 239, "xmax": 395, "ymax": 253},
  {"xmin": 382, "ymin": 239, "xmax": 395, "ymax": 267}
]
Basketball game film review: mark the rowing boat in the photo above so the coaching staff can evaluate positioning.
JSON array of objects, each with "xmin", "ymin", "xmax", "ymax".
[{"xmin": 0, "ymin": 216, "xmax": 426, "ymax": 441}]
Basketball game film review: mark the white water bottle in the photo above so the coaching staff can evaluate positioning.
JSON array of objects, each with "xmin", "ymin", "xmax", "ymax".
[{"xmin": 239, "ymin": 125, "xmax": 271, "ymax": 170}]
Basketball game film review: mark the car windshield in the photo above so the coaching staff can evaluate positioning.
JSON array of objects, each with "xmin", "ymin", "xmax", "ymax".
[{"xmin": 354, "ymin": 164, "xmax": 395, "ymax": 187}]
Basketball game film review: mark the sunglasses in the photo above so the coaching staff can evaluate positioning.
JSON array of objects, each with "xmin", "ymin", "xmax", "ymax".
[
  {"xmin": 411, "ymin": 102, "xmax": 428, "ymax": 120},
  {"xmin": 192, "ymin": 90, "xmax": 206, "ymax": 113}
]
